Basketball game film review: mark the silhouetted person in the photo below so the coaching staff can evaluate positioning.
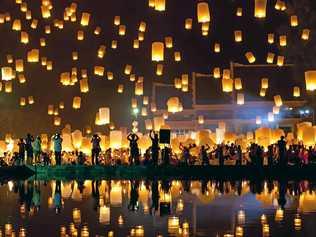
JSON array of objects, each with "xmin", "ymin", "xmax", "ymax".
[
  {"xmin": 278, "ymin": 179, "xmax": 287, "ymax": 209},
  {"xmin": 92, "ymin": 180, "xmax": 100, "ymax": 211},
  {"xmin": 25, "ymin": 134, "xmax": 34, "ymax": 165},
  {"xmin": 180, "ymin": 143, "xmax": 193, "ymax": 165},
  {"xmin": 200, "ymin": 144, "xmax": 210, "ymax": 166},
  {"xmin": 150, "ymin": 130, "xmax": 160, "ymax": 165},
  {"xmin": 91, "ymin": 134, "xmax": 101, "ymax": 165},
  {"xmin": 77, "ymin": 151, "xmax": 85, "ymax": 165},
  {"xmin": 18, "ymin": 138, "xmax": 26, "ymax": 165},
  {"xmin": 162, "ymin": 146, "xmax": 171, "ymax": 165},
  {"xmin": 43, "ymin": 152, "xmax": 50, "ymax": 166},
  {"xmin": 33, "ymin": 136, "xmax": 42, "ymax": 164},
  {"xmin": 54, "ymin": 180, "xmax": 62, "ymax": 213},
  {"xmin": 128, "ymin": 180, "xmax": 139, "ymax": 211},
  {"xmin": 150, "ymin": 180, "xmax": 159, "ymax": 215},
  {"xmin": 267, "ymin": 145, "xmax": 274, "ymax": 167},
  {"xmin": 52, "ymin": 134, "xmax": 63, "ymax": 165},
  {"xmin": 236, "ymin": 145, "xmax": 242, "ymax": 166},
  {"xmin": 127, "ymin": 133, "xmax": 140, "ymax": 165},
  {"xmin": 215, "ymin": 145, "xmax": 224, "ymax": 167},
  {"xmin": 278, "ymin": 136, "xmax": 287, "ymax": 167}
]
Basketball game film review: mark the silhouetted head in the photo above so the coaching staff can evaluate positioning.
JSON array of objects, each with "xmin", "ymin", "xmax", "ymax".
[{"xmin": 281, "ymin": 136, "xmax": 285, "ymax": 140}]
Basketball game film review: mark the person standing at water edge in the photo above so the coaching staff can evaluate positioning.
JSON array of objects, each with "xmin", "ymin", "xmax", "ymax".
[
  {"xmin": 278, "ymin": 136, "xmax": 287, "ymax": 167},
  {"xmin": 150, "ymin": 130, "xmax": 160, "ymax": 165},
  {"xmin": 18, "ymin": 138, "xmax": 26, "ymax": 165},
  {"xmin": 33, "ymin": 136, "xmax": 42, "ymax": 164},
  {"xmin": 52, "ymin": 133, "xmax": 63, "ymax": 165},
  {"xmin": 127, "ymin": 133, "xmax": 140, "ymax": 165},
  {"xmin": 91, "ymin": 134, "xmax": 101, "ymax": 165},
  {"xmin": 25, "ymin": 133, "xmax": 34, "ymax": 165}
]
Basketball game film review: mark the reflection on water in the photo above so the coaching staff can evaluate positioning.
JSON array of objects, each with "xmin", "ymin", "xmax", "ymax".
[{"xmin": 0, "ymin": 179, "xmax": 316, "ymax": 236}]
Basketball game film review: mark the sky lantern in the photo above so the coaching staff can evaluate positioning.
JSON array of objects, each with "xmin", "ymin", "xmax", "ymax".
[
  {"xmin": 236, "ymin": 7, "xmax": 243, "ymax": 16},
  {"xmin": 27, "ymin": 49, "xmax": 39, "ymax": 62},
  {"xmin": 153, "ymin": 116, "xmax": 165, "ymax": 131},
  {"xmin": 305, "ymin": 71, "xmax": 316, "ymax": 91},
  {"xmin": 18, "ymin": 74, "xmax": 26, "ymax": 83},
  {"xmin": 94, "ymin": 66, "xmax": 105, "ymax": 76},
  {"xmin": 80, "ymin": 12, "xmax": 90, "ymax": 26},
  {"xmin": 48, "ymin": 105, "xmax": 54, "ymax": 115},
  {"xmin": 72, "ymin": 96, "xmax": 81, "ymax": 109},
  {"xmin": 213, "ymin": 67, "xmax": 221, "ymax": 78},
  {"xmin": 72, "ymin": 51, "xmax": 78, "ymax": 60},
  {"xmin": 135, "ymin": 80, "xmax": 144, "ymax": 96},
  {"xmin": 138, "ymin": 32, "xmax": 145, "ymax": 41},
  {"xmin": 260, "ymin": 88, "xmax": 266, "ymax": 97},
  {"xmin": 25, "ymin": 10, "xmax": 32, "ymax": 20},
  {"xmin": 94, "ymin": 26, "xmax": 101, "ymax": 35},
  {"xmin": 20, "ymin": 31, "xmax": 29, "ymax": 44},
  {"xmin": 98, "ymin": 45, "xmax": 106, "ymax": 58},
  {"xmin": 20, "ymin": 97, "xmax": 26, "ymax": 106},
  {"xmin": 133, "ymin": 39, "xmax": 140, "ymax": 49},
  {"xmin": 234, "ymin": 30, "xmax": 243, "ymax": 42},
  {"xmin": 114, "ymin": 16, "xmax": 120, "ymax": 26},
  {"xmin": 277, "ymin": 56, "xmax": 284, "ymax": 66},
  {"xmin": 274, "ymin": 95, "xmax": 283, "ymax": 107},
  {"xmin": 198, "ymin": 115, "xmax": 204, "ymax": 124},
  {"xmin": 268, "ymin": 112, "xmax": 274, "ymax": 122},
  {"xmin": 139, "ymin": 21, "xmax": 146, "ymax": 32},
  {"xmin": 185, "ymin": 18, "xmax": 192, "ymax": 30},
  {"xmin": 174, "ymin": 78, "xmax": 182, "ymax": 89},
  {"xmin": 214, "ymin": 43, "xmax": 221, "ymax": 53},
  {"xmin": 12, "ymin": 19, "xmax": 21, "ymax": 31},
  {"xmin": 44, "ymin": 25, "xmax": 51, "ymax": 34},
  {"xmin": 70, "ymin": 13, "xmax": 76, "ymax": 22},
  {"xmin": 59, "ymin": 102, "xmax": 64, "ymax": 109},
  {"xmin": 273, "ymin": 106, "xmax": 280, "ymax": 114},
  {"xmin": 181, "ymin": 74, "xmax": 189, "ymax": 85},
  {"xmin": 131, "ymin": 98, "xmax": 137, "ymax": 108},
  {"xmin": 15, "ymin": 60, "xmax": 24, "ymax": 72},
  {"xmin": 152, "ymin": 42, "xmax": 164, "ymax": 61},
  {"xmin": 167, "ymin": 97, "xmax": 180, "ymax": 113},
  {"xmin": 279, "ymin": 35, "xmax": 287, "ymax": 47},
  {"xmin": 156, "ymin": 64, "xmax": 163, "ymax": 76},
  {"xmin": 197, "ymin": 2, "xmax": 210, "ymax": 23},
  {"xmin": 124, "ymin": 64, "xmax": 132, "ymax": 75},
  {"xmin": 266, "ymin": 52, "xmax": 275, "ymax": 64},
  {"xmin": 110, "ymin": 130, "xmax": 122, "ymax": 149},
  {"xmin": 4, "ymin": 81, "xmax": 12, "ymax": 93},
  {"xmin": 30, "ymin": 19, "xmax": 38, "ymax": 29},
  {"xmin": 41, "ymin": 57, "xmax": 47, "ymax": 66},
  {"xmin": 1, "ymin": 67, "xmax": 13, "ymax": 81},
  {"xmin": 293, "ymin": 87, "xmax": 300, "ymax": 97},
  {"xmin": 151, "ymin": 102, "xmax": 157, "ymax": 112},
  {"xmin": 256, "ymin": 116, "xmax": 262, "ymax": 125},
  {"xmin": 222, "ymin": 78, "xmax": 233, "ymax": 92},
  {"xmin": 154, "ymin": 0, "xmax": 166, "ymax": 11},
  {"xmin": 254, "ymin": 0, "xmax": 267, "ymax": 19},
  {"xmin": 290, "ymin": 15, "xmax": 298, "ymax": 27},
  {"xmin": 117, "ymin": 84, "xmax": 124, "ymax": 93},
  {"xmin": 237, "ymin": 93, "xmax": 245, "ymax": 105},
  {"xmin": 174, "ymin": 51, "xmax": 181, "ymax": 62},
  {"xmin": 111, "ymin": 40, "xmax": 118, "ymax": 49},
  {"xmin": 141, "ymin": 107, "xmax": 148, "ymax": 116},
  {"xmin": 7, "ymin": 55, "xmax": 13, "ymax": 64},
  {"xmin": 165, "ymin": 36, "xmax": 173, "ymax": 48},
  {"xmin": 41, "ymin": 5, "xmax": 51, "ymax": 18},
  {"xmin": 268, "ymin": 33, "xmax": 274, "ymax": 44},
  {"xmin": 148, "ymin": 0, "xmax": 155, "ymax": 8},
  {"xmin": 80, "ymin": 79, "xmax": 89, "ymax": 93},
  {"xmin": 107, "ymin": 71, "xmax": 114, "ymax": 80},
  {"xmin": 261, "ymin": 78, "xmax": 269, "ymax": 89},
  {"xmin": 145, "ymin": 119, "xmax": 153, "ymax": 130},
  {"xmin": 118, "ymin": 25, "xmax": 126, "ymax": 36},
  {"xmin": 40, "ymin": 38, "xmax": 46, "ymax": 47},
  {"xmin": 72, "ymin": 130, "xmax": 83, "ymax": 150},
  {"xmin": 46, "ymin": 61, "xmax": 53, "ymax": 70},
  {"xmin": 302, "ymin": 29, "xmax": 310, "ymax": 41},
  {"xmin": 245, "ymin": 51, "xmax": 256, "ymax": 63},
  {"xmin": 77, "ymin": 30, "xmax": 84, "ymax": 40},
  {"xmin": 182, "ymin": 84, "xmax": 189, "ymax": 92},
  {"xmin": 234, "ymin": 78, "xmax": 242, "ymax": 90},
  {"xmin": 54, "ymin": 117, "xmax": 61, "ymax": 126},
  {"xmin": 0, "ymin": 14, "xmax": 4, "ymax": 23}
]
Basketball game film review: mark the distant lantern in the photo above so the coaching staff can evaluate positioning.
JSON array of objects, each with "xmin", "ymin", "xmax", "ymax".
[
  {"xmin": 80, "ymin": 79, "xmax": 89, "ymax": 93},
  {"xmin": 7, "ymin": 55, "xmax": 13, "ymax": 64},
  {"xmin": 141, "ymin": 107, "xmax": 148, "ymax": 116},
  {"xmin": 27, "ymin": 49, "xmax": 39, "ymax": 62},
  {"xmin": 54, "ymin": 117, "xmax": 61, "ymax": 126},
  {"xmin": 236, "ymin": 7, "xmax": 243, "ymax": 16},
  {"xmin": 153, "ymin": 116, "xmax": 165, "ymax": 131},
  {"xmin": 1, "ymin": 67, "xmax": 13, "ymax": 81},
  {"xmin": 185, "ymin": 18, "xmax": 192, "ymax": 30},
  {"xmin": 260, "ymin": 88, "xmax": 266, "ymax": 97},
  {"xmin": 301, "ymin": 29, "xmax": 310, "ymax": 41},
  {"xmin": 223, "ymin": 69, "xmax": 230, "ymax": 79},
  {"xmin": 31, "ymin": 19, "xmax": 38, "ymax": 29},
  {"xmin": 40, "ymin": 38, "xmax": 46, "ymax": 47},
  {"xmin": 130, "ymin": 74, "xmax": 136, "ymax": 82},
  {"xmin": 181, "ymin": 74, "xmax": 189, "ymax": 85},
  {"xmin": 245, "ymin": 52, "xmax": 256, "ymax": 63},
  {"xmin": 111, "ymin": 40, "xmax": 117, "ymax": 49},
  {"xmin": 4, "ymin": 81, "xmax": 12, "ymax": 93},
  {"xmin": 131, "ymin": 98, "xmax": 137, "ymax": 108},
  {"xmin": 156, "ymin": 64, "xmax": 163, "ymax": 76},
  {"xmin": 279, "ymin": 35, "xmax": 287, "ymax": 47},
  {"xmin": 107, "ymin": 71, "xmax": 114, "ymax": 80},
  {"xmin": 182, "ymin": 84, "xmax": 189, "ymax": 92},
  {"xmin": 15, "ymin": 59, "xmax": 24, "ymax": 72},
  {"xmin": 94, "ymin": 66, "xmax": 105, "ymax": 76},
  {"xmin": 237, "ymin": 93, "xmax": 245, "ymax": 105},
  {"xmin": 139, "ymin": 21, "xmax": 146, "ymax": 32},
  {"xmin": 174, "ymin": 78, "xmax": 182, "ymax": 89},
  {"xmin": 72, "ymin": 51, "xmax": 78, "ymax": 61},
  {"xmin": 133, "ymin": 39, "xmax": 140, "ymax": 49},
  {"xmin": 268, "ymin": 33, "xmax": 274, "ymax": 44},
  {"xmin": 99, "ymin": 107, "xmax": 110, "ymax": 125},
  {"xmin": 234, "ymin": 30, "xmax": 243, "ymax": 42},
  {"xmin": 261, "ymin": 78, "xmax": 269, "ymax": 89},
  {"xmin": 273, "ymin": 106, "xmax": 280, "ymax": 115},
  {"xmin": 72, "ymin": 96, "xmax": 81, "ymax": 109},
  {"xmin": 277, "ymin": 56, "xmax": 284, "ymax": 67},
  {"xmin": 305, "ymin": 71, "xmax": 316, "ymax": 91},
  {"xmin": 214, "ymin": 43, "xmax": 221, "ymax": 53},
  {"xmin": 117, "ymin": 84, "xmax": 124, "ymax": 93},
  {"xmin": 198, "ymin": 115, "xmax": 204, "ymax": 125},
  {"xmin": 167, "ymin": 97, "xmax": 180, "ymax": 113},
  {"xmin": 293, "ymin": 87, "xmax": 300, "ymax": 97},
  {"xmin": 94, "ymin": 26, "xmax": 101, "ymax": 35},
  {"xmin": 20, "ymin": 31, "xmax": 29, "ymax": 44},
  {"xmin": 28, "ymin": 96, "xmax": 34, "ymax": 104},
  {"xmin": 154, "ymin": 0, "xmax": 166, "ymax": 11},
  {"xmin": 44, "ymin": 25, "xmax": 51, "ymax": 34},
  {"xmin": 213, "ymin": 67, "xmax": 221, "ymax": 78},
  {"xmin": 290, "ymin": 15, "xmax": 298, "ymax": 27},
  {"xmin": 20, "ymin": 97, "xmax": 26, "ymax": 106},
  {"xmin": 254, "ymin": 0, "xmax": 267, "ymax": 18},
  {"xmin": 145, "ymin": 119, "xmax": 153, "ymax": 130},
  {"xmin": 222, "ymin": 78, "xmax": 233, "ymax": 92},
  {"xmin": 77, "ymin": 30, "xmax": 84, "ymax": 40},
  {"xmin": 12, "ymin": 19, "xmax": 21, "ymax": 31},
  {"xmin": 114, "ymin": 16, "xmax": 120, "ymax": 26},
  {"xmin": 138, "ymin": 32, "xmax": 145, "ymax": 41},
  {"xmin": 18, "ymin": 74, "xmax": 26, "ymax": 83},
  {"xmin": 174, "ymin": 51, "xmax": 181, "ymax": 62},
  {"xmin": 59, "ymin": 102, "xmax": 64, "ymax": 109},
  {"xmin": 48, "ymin": 105, "xmax": 54, "ymax": 115},
  {"xmin": 143, "ymin": 96, "xmax": 149, "ymax": 105},
  {"xmin": 197, "ymin": 2, "xmax": 210, "ymax": 23},
  {"xmin": 41, "ymin": 57, "xmax": 47, "ymax": 66},
  {"xmin": 124, "ymin": 64, "xmax": 132, "ymax": 75},
  {"xmin": 274, "ymin": 95, "xmax": 283, "ymax": 107},
  {"xmin": 148, "ymin": 0, "xmax": 155, "ymax": 7},
  {"xmin": 151, "ymin": 102, "xmax": 157, "ymax": 112},
  {"xmin": 266, "ymin": 52, "xmax": 275, "ymax": 64},
  {"xmin": 26, "ymin": 10, "xmax": 32, "ymax": 20},
  {"xmin": 201, "ymin": 22, "xmax": 209, "ymax": 31},
  {"xmin": 256, "ymin": 116, "xmax": 262, "ymax": 125},
  {"xmin": 41, "ymin": 5, "xmax": 51, "ymax": 18},
  {"xmin": 165, "ymin": 37, "xmax": 173, "ymax": 48},
  {"xmin": 268, "ymin": 112, "xmax": 274, "ymax": 122},
  {"xmin": 118, "ymin": 25, "xmax": 126, "ymax": 36},
  {"xmin": 98, "ymin": 45, "xmax": 106, "ymax": 58},
  {"xmin": 152, "ymin": 42, "xmax": 164, "ymax": 62},
  {"xmin": 80, "ymin": 12, "xmax": 90, "ymax": 26},
  {"xmin": 234, "ymin": 78, "xmax": 242, "ymax": 90},
  {"xmin": 46, "ymin": 61, "xmax": 53, "ymax": 70},
  {"xmin": 135, "ymin": 81, "xmax": 144, "ymax": 95}
]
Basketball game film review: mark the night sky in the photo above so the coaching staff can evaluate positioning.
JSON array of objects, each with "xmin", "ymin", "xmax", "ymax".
[{"xmin": 0, "ymin": 0, "xmax": 313, "ymax": 137}]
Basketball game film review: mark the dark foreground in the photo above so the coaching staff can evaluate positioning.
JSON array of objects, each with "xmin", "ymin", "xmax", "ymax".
[{"xmin": 2, "ymin": 165, "xmax": 316, "ymax": 180}]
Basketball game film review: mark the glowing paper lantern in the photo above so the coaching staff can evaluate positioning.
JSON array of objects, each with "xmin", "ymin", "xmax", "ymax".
[
  {"xmin": 139, "ymin": 21, "xmax": 146, "ymax": 32},
  {"xmin": 72, "ymin": 96, "xmax": 81, "ymax": 109},
  {"xmin": 27, "ymin": 49, "xmax": 39, "ymax": 63},
  {"xmin": 28, "ymin": 96, "xmax": 34, "ymax": 104},
  {"xmin": 293, "ymin": 87, "xmax": 300, "ymax": 97},
  {"xmin": 165, "ymin": 37, "xmax": 173, "ymax": 48},
  {"xmin": 174, "ymin": 78, "xmax": 182, "ymax": 89},
  {"xmin": 273, "ymin": 95, "xmax": 283, "ymax": 107},
  {"xmin": 266, "ymin": 52, "xmax": 275, "ymax": 64},
  {"xmin": 124, "ymin": 64, "xmax": 132, "ymax": 75},
  {"xmin": 153, "ymin": 117, "xmax": 165, "ymax": 131},
  {"xmin": 72, "ymin": 130, "xmax": 83, "ymax": 150},
  {"xmin": 145, "ymin": 119, "xmax": 153, "ymax": 130},
  {"xmin": 152, "ymin": 42, "xmax": 164, "ymax": 62},
  {"xmin": 245, "ymin": 52, "xmax": 256, "ymax": 63},
  {"xmin": 80, "ymin": 12, "xmax": 90, "ymax": 26},
  {"xmin": 213, "ymin": 67, "xmax": 221, "ymax": 78},
  {"xmin": 94, "ymin": 66, "xmax": 105, "ymax": 76},
  {"xmin": 268, "ymin": 33, "xmax": 274, "ymax": 44},
  {"xmin": 254, "ymin": 0, "xmax": 267, "ymax": 18},
  {"xmin": 154, "ymin": 0, "xmax": 166, "ymax": 11},
  {"xmin": 41, "ymin": 5, "xmax": 51, "ymax": 18},
  {"xmin": 20, "ymin": 31, "xmax": 29, "ymax": 44},
  {"xmin": 99, "ymin": 107, "xmax": 110, "ymax": 125},
  {"xmin": 234, "ymin": 78, "xmax": 242, "ymax": 90},
  {"xmin": 118, "ymin": 25, "xmax": 126, "ymax": 36},
  {"xmin": 151, "ymin": 102, "xmax": 157, "ymax": 112},
  {"xmin": 12, "ymin": 19, "xmax": 21, "ymax": 31},
  {"xmin": 236, "ymin": 7, "xmax": 243, "ymax": 16},
  {"xmin": 290, "ymin": 15, "xmax": 298, "ymax": 27},
  {"xmin": 222, "ymin": 78, "xmax": 233, "ymax": 92},
  {"xmin": 4, "ymin": 81, "xmax": 12, "ymax": 93},
  {"xmin": 54, "ymin": 117, "xmax": 61, "ymax": 126},
  {"xmin": 110, "ymin": 130, "xmax": 122, "ymax": 149},
  {"xmin": 223, "ymin": 70, "xmax": 231, "ymax": 79},
  {"xmin": 1, "ymin": 67, "xmax": 13, "ymax": 81},
  {"xmin": 114, "ymin": 16, "xmax": 120, "ymax": 26},
  {"xmin": 133, "ymin": 40, "xmax": 140, "ymax": 49},
  {"xmin": 197, "ymin": 2, "xmax": 210, "ymax": 23},
  {"xmin": 135, "ymin": 81, "xmax": 144, "ymax": 96},
  {"xmin": 277, "ymin": 56, "xmax": 284, "ymax": 67},
  {"xmin": 256, "ymin": 116, "xmax": 262, "ymax": 125},
  {"xmin": 117, "ymin": 84, "xmax": 124, "ymax": 93},
  {"xmin": 156, "ymin": 64, "xmax": 163, "ymax": 76},
  {"xmin": 174, "ymin": 51, "xmax": 181, "ymax": 62},
  {"xmin": 99, "ymin": 206, "xmax": 110, "ymax": 224},
  {"xmin": 237, "ymin": 93, "xmax": 244, "ymax": 105},
  {"xmin": 214, "ymin": 43, "xmax": 221, "ymax": 53},
  {"xmin": 167, "ymin": 97, "xmax": 180, "ymax": 113},
  {"xmin": 279, "ymin": 35, "xmax": 287, "ymax": 47},
  {"xmin": 77, "ymin": 30, "xmax": 84, "ymax": 40},
  {"xmin": 234, "ymin": 30, "xmax": 243, "ymax": 42},
  {"xmin": 80, "ymin": 79, "xmax": 89, "ymax": 93},
  {"xmin": 305, "ymin": 71, "xmax": 316, "ymax": 91},
  {"xmin": 185, "ymin": 18, "xmax": 192, "ymax": 30},
  {"xmin": 302, "ymin": 29, "xmax": 310, "ymax": 40},
  {"xmin": 20, "ymin": 97, "xmax": 26, "ymax": 106},
  {"xmin": 143, "ymin": 96, "xmax": 149, "ymax": 105},
  {"xmin": 198, "ymin": 115, "xmax": 204, "ymax": 124},
  {"xmin": 98, "ymin": 45, "xmax": 106, "ymax": 58}
]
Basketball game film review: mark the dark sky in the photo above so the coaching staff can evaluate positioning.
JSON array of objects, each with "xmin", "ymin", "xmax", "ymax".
[{"xmin": 0, "ymin": 0, "xmax": 306, "ymax": 136}]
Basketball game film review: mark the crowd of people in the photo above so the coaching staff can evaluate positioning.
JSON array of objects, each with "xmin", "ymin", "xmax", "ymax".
[{"xmin": 1, "ymin": 132, "xmax": 316, "ymax": 168}]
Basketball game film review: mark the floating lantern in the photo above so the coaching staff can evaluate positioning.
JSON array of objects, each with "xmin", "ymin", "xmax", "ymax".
[
  {"xmin": 40, "ymin": 38, "xmax": 46, "ymax": 47},
  {"xmin": 7, "ymin": 55, "xmax": 13, "ymax": 64},
  {"xmin": 59, "ymin": 102, "xmax": 64, "ymax": 109},
  {"xmin": 46, "ymin": 61, "xmax": 53, "ymax": 70},
  {"xmin": 98, "ymin": 45, "xmax": 106, "ymax": 58},
  {"xmin": 305, "ymin": 71, "xmax": 316, "ymax": 91},
  {"xmin": 256, "ymin": 116, "xmax": 262, "ymax": 125},
  {"xmin": 293, "ymin": 87, "xmax": 300, "ymax": 97},
  {"xmin": 117, "ymin": 84, "xmax": 124, "ymax": 93},
  {"xmin": 1, "ymin": 67, "xmax": 13, "ymax": 81},
  {"xmin": 154, "ymin": 0, "xmax": 166, "ymax": 11},
  {"xmin": 213, "ymin": 67, "xmax": 221, "ymax": 78},
  {"xmin": 165, "ymin": 36, "xmax": 173, "ymax": 48},
  {"xmin": 222, "ymin": 78, "xmax": 233, "ymax": 92},
  {"xmin": 111, "ymin": 40, "xmax": 117, "ymax": 49},
  {"xmin": 133, "ymin": 39, "xmax": 140, "ymax": 49},
  {"xmin": 245, "ymin": 52, "xmax": 256, "ymax": 63},
  {"xmin": 197, "ymin": 2, "xmax": 210, "ymax": 23},
  {"xmin": 94, "ymin": 66, "xmax": 105, "ymax": 76},
  {"xmin": 268, "ymin": 33, "xmax": 274, "ymax": 44},
  {"xmin": 48, "ymin": 105, "xmax": 54, "ymax": 115},
  {"xmin": 20, "ymin": 31, "xmax": 29, "ymax": 44},
  {"xmin": 167, "ymin": 97, "xmax": 181, "ymax": 113},
  {"xmin": 260, "ymin": 88, "xmax": 266, "ymax": 97},
  {"xmin": 302, "ymin": 29, "xmax": 310, "ymax": 40},
  {"xmin": 185, "ymin": 18, "xmax": 192, "ymax": 30},
  {"xmin": 254, "ymin": 0, "xmax": 267, "ymax": 18},
  {"xmin": 20, "ymin": 97, "xmax": 26, "ymax": 106},
  {"xmin": 12, "ymin": 19, "xmax": 21, "ymax": 31},
  {"xmin": 277, "ymin": 56, "xmax": 284, "ymax": 67},
  {"xmin": 72, "ymin": 96, "xmax": 81, "ymax": 109},
  {"xmin": 268, "ymin": 112, "xmax": 274, "ymax": 122},
  {"xmin": 214, "ymin": 43, "xmax": 221, "ymax": 53},
  {"xmin": 237, "ymin": 93, "xmax": 244, "ymax": 105},
  {"xmin": 124, "ymin": 64, "xmax": 132, "ymax": 75},
  {"xmin": 139, "ymin": 21, "xmax": 146, "ymax": 32},
  {"xmin": 28, "ymin": 96, "xmax": 34, "ymax": 104},
  {"xmin": 234, "ymin": 30, "xmax": 243, "ymax": 42},
  {"xmin": 279, "ymin": 35, "xmax": 287, "ymax": 47},
  {"xmin": 274, "ymin": 95, "xmax": 283, "ymax": 107},
  {"xmin": 4, "ymin": 81, "xmax": 12, "ymax": 93},
  {"xmin": 153, "ymin": 116, "xmax": 165, "ymax": 131},
  {"xmin": 31, "ymin": 19, "xmax": 38, "ymax": 29},
  {"xmin": 118, "ymin": 25, "xmax": 126, "ymax": 36},
  {"xmin": 18, "ymin": 74, "xmax": 26, "ymax": 83},
  {"xmin": 138, "ymin": 32, "xmax": 145, "ymax": 41},
  {"xmin": 152, "ymin": 42, "xmax": 164, "ymax": 61},
  {"xmin": 99, "ymin": 107, "xmax": 110, "ymax": 125},
  {"xmin": 41, "ymin": 5, "xmax": 51, "ymax": 18},
  {"xmin": 290, "ymin": 15, "xmax": 298, "ymax": 27},
  {"xmin": 181, "ymin": 74, "xmax": 189, "ymax": 85},
  {"xmin": 145, "ymin": 119, "xmax": 153, "ymax": 130},
  {"xmin": 94, "ymin": 26, "xmax": 101, "ymax": 35},
  {"xmin": 114, "ymin": 16, "xmax": 120, "ymax": 26},
  {"xmin": 110, "ymin": 130, "xmax": 122, "ymax": 149},
  {"xmin": 174, "ymin": 78, "xmax": 182, "ymax": 89},
  {"xmin": 174, "ymin": 51, "xmax": 181, "ymax": 62},
  {"xmin": 27, "ymin": 49, "xmax": 39, "ymax": 63},
  {"xmin": 261, "ymin": 78, "xmax": 269, "ymax": 89},
  {"xmin": 44, "ymin": 25, "xmax": 51, "ymax": 34},
  {"xmin": 72, "ymin": 51, "xmax": 78, "ymax": 60},
  {"xmin": 54, "ymin": 117, "xmax": 61, "ymax": 126},
  {"xmin": 234, "ymin": 78, "xmax": 242, "ymax": 90},
  {"xmin": 143, "ymin": 96, "xmax": 149, "ymax": 105},
  {"xmin": 80, "ymin": 79, "xmax": 89, "ymax": 93},
  {"xmin": 135, "ymin": 81, "xmax": 144, "ymax": 96},
  {"xmin": 156, "ymin": 64, "xmax": 163, "ymax": 76},
  {"xmin": 80, "ymin": 12, "xmax": 90, "ymax": 26},
  {"xmin": 131, "ymin": 98, "xmax": 137, "ymax": 108},
  {"xmin": 236, "ymin": 7, "xmax": 243, "ymax": 16},
  {"xmin": 141, "ymin": 107, "xmax": 148, "ymax": 116},
  {"xmin": 266, "ymin": 52, "xmax": 275, "ymax": 64},
  {"xmin": 151, "ymin": 102, "xmax": 157, "ymax": 112},
  {"xmin": 107, "ymin": 72, "xmax": 114, "ymax": 80},
  {"xmin": 77, "ymin": 30, "xmax": 84, "ymax": 40},
  {"xmin": 198, "ymin": 115, "xmax": 204, "ymax": 124}
]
